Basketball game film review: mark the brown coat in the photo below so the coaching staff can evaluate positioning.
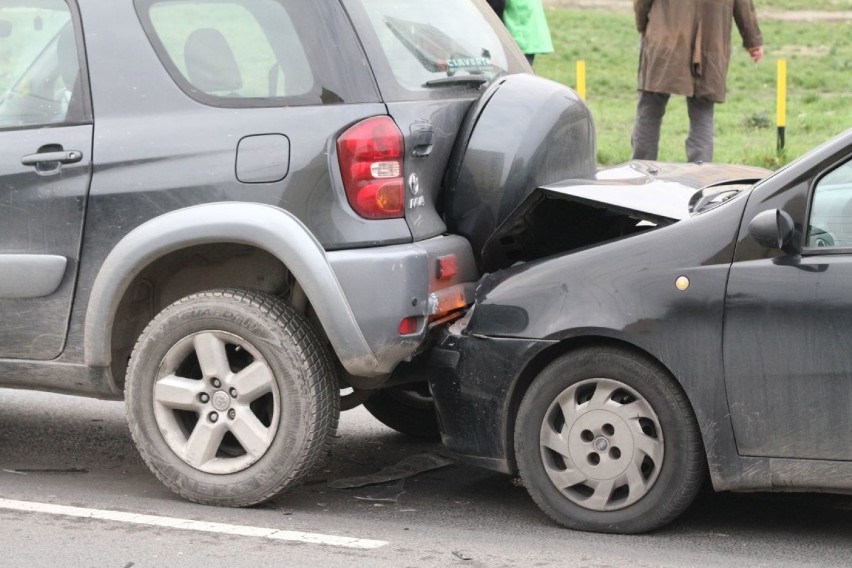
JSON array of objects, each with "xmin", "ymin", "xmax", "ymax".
[{"xmin": 634, "ymin": 0, "xmax": 762, "ymax": 103}]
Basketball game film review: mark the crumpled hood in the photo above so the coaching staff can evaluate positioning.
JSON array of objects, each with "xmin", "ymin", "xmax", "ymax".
[
  {"xmin": 542, "ymin": 160, "xmax": 771, "ymax": 222},
  {"xmin": 479, "ymin": 160, "xmax": 771, "ymax": 271}
]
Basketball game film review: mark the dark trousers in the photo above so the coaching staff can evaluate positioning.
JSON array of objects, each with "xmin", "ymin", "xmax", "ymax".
[
  {"xmin": 631, "ymin": 91, "xmax": 715, "ymax": 163},
  {"xmin": 486, "ymin": 0, "xmax": 505, "ymax": 19}
]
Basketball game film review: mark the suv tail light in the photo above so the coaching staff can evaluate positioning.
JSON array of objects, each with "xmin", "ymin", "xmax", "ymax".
[{"xmin": 337, "ymin": 116, "xmax": 405, "ymax": 220}]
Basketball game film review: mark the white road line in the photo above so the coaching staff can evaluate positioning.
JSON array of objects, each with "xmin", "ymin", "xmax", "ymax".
[{"xmin": 0, "ymin": 498, "xmax": 388, "ymax": 550}]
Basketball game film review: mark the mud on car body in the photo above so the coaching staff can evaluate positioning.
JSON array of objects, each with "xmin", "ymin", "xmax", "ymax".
[
  {"xmin": 0, "ymin": 0, "xmax": 593, "ymax": 505},
  {"xmin": 429, "ymin": 130, "xmax": 852, "ymax": 533}
]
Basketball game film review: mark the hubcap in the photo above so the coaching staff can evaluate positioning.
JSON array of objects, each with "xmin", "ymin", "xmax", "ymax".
[
  {"xmin": 153, "ymin": 331, "xmax": 280, "ymax": 474},
  {"xmin": 538, "ymin": 378, "xmax": 664, "ymax": 511},
  {"xmin": 211, "ymin": 390, "xmax": 231, "ymax": 412}
]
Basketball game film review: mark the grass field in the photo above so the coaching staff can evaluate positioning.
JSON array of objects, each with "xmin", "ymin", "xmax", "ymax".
[
  {"xmin": 2, "ymin": 1, "xmax": 849, "ymax": 169},
  {"xmin": 534, "ymin": 3, "xmax": 852, "ymax": 167},
  {"xmin": 762, "ymin": 0, "xmax": 852, "ymax": 11}
]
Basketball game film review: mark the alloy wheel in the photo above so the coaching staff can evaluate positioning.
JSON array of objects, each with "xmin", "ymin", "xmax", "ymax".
[{"xmin": 153, "ymin": 330, "xmax": 280, "ymax": 475}]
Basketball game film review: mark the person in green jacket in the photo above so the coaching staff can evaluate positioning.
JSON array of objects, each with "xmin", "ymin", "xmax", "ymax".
[{"xmin": 502, "ymin": 0, "xmax": 553, "ymax": 65}]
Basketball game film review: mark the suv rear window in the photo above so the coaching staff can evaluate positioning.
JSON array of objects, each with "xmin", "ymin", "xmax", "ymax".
[
  {"xmin": 136, "ymin": 0, "xmax": 380, "ymax": 107},
  {"xmin": 344, "ymin": 0, "xmax": 529, "ymax": 100}
]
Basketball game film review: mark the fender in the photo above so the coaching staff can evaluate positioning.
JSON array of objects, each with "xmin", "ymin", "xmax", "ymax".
[{"xmin": 84, "ymin": 202, "xmax": 384, "ymax": 376}]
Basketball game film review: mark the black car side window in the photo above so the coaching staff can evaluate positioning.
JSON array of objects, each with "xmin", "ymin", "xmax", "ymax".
[
  {"xmin": 140, "ymin": 0, "xmax": 315, "ymax": 105},
  {"xmin": 0, "ymin": 0, "xmax": 84, "ymax": 128},
  {"xmin": 808, "ymin": 159, "xmax": 852, "ymax": 248}
]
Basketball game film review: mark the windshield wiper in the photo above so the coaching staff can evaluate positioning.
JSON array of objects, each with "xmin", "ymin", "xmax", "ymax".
[{"xmin": 423, "ymin": 75, "xmax": 489, "ymax": 88}]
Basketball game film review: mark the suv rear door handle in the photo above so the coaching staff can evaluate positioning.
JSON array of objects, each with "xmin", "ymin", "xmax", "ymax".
[
  {"xmin": 410, "ymin": 123, "xmax": 433, "ymax": 157},
  {"xmin": 21, "ymin": 149, "xmax": 84, "ymax": 166}
]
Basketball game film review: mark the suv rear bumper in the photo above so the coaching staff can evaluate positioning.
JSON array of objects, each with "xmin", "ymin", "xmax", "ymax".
[
  {"xmin": 328, "ymin": 234, "xmax": 477, "ymax": 384},
  {"xmin": 85, "ymin": 204, "xmax": 476, "ymax": 387}
]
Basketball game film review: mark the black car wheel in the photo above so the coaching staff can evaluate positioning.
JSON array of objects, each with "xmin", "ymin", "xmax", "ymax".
[
  {"xmin": 515, "ymin": 347, "xmax": 704, "ymax": 533},
  {"xmin": 363, "ymin": 382, "xmax": 440, "ymax": 440},
  {"xmin": 125, "ymin": 288, "xmax": 338, "ymax": 506}
]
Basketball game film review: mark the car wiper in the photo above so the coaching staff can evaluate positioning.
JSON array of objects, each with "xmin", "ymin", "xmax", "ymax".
[{"xmin": 423, "ymin": 75, "xmax": 489, "ymax": 88}]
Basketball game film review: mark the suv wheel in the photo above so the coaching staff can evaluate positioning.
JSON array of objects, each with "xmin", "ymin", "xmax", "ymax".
[
  {"xmin": 514, "ymin": 347, "xmax": 704, "ymax": 533},
  {"xmin": 125, "ymin": 288, "xmax": 337, "ymax": 506}
]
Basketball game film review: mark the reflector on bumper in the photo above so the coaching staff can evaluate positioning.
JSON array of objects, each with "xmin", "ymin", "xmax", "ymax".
[{"xmin": 428, "ymin": 283, "xmax": 475, "ymax": 320}]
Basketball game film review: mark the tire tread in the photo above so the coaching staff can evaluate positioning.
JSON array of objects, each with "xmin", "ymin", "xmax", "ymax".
[
  {"xmin": 126, "ymin": 288, "xmax": 339, "ymax": 507},
  {"xmin": 515, "ymin": 346, "xmax": 705, "ymax": 534}
]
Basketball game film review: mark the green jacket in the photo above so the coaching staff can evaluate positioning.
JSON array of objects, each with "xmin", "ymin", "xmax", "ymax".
[{"xmin": 503, "ymin": 0, "xmax": 553, "ymax": 55}]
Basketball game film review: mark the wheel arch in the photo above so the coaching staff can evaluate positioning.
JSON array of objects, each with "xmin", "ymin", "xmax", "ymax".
[
  {"xmin": 84, "ymin": 202, "xmax": 380, "ymax": 388},
  {"xmin": 503, "ymin": 335, "xmax": 701, "ymax": 473}
]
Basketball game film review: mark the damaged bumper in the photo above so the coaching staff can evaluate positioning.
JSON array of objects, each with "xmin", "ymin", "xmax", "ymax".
[{"xmin": 427, "ymin": 325, "xmax": 554, "ymax": 474}]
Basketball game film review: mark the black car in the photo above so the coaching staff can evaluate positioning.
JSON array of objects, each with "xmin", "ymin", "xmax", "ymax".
[
  {"xmin": 428, "ymin": 131, "xmax": 852, "ymax": 533},
  {"xmin": 0, "ymin": 0, "xmax": 593, "ymax": 506}
]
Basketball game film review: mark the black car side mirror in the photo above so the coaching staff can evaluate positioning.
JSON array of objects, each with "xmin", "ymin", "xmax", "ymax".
[{"xmin": 748, "ymin": 209, "xmax": 795, "ymax": 250}]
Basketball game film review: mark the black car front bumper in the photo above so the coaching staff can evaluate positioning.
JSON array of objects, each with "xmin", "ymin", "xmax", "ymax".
[{"xmin": 427, "ymin": 328, "xmax": 553, "ymax": 474}]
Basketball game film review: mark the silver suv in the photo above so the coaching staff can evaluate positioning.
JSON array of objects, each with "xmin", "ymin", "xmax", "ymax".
[{"xmin": 0, "ymin": 0, "xmax": 594, "ymax": 506}]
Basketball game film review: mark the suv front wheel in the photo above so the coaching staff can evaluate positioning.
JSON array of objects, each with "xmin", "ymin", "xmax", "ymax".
[{"xmin": 125, "ymin": 288, "xmax": 338, "ymax": 506}]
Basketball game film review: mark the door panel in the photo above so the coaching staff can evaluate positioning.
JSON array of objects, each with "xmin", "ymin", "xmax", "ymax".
[
  {"xmin": 724, "ymin": 256, "xmax": 852, "ymax": 460},
  {"xmin": 0, "ymin": 1, "xmax": 92, "ymax": 359},
  {"xmin": 724, "ymin": 158, "xmax": 852, "ymax": 460},
  {"xmin": 0, "ymin": 125, "xmax": 92, "ymax": 359}
]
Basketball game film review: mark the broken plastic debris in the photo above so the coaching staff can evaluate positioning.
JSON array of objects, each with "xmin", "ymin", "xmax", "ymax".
[
  {"xmin": 12, "ymin": 467, "xmax": 87, "ymax": 474},
  {"xmin": 452, "ymin": 550, "xmax": 473, "ymax": 561},
  {"xmin": 353, "ymin": 479, "xmax": 406, "ymax": 502},
  {"xmin": 328, "ymin": 453, "xmax": 453, "ymax": 490}
]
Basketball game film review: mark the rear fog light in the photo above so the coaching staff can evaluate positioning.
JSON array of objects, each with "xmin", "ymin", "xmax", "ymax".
[
  {"xmin": 399, "ymin": 316, "xmax": 420, "ymax": 335},
  {"xmin": 436, "ymin": 255, "xmax": 458, "ymax": 280}
]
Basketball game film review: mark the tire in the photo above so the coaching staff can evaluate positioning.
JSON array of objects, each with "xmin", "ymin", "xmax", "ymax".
[
  {"xmin": 514, "ymin": 346, "xmax": 704, "ymax": 534},
  {"xmin": 125, "ymin": 288, "xmax": 338, "ymax": 507},
  {"xmin": 363, "ymin": 382, "xmax": 440, "ymax": 440}
]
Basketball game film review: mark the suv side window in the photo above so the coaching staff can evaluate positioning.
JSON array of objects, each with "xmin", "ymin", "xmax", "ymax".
[
  {"xmin": 0, "ymin": 0, "xmax": 87, "ymax": 128},
  {"xmin": 136, "ymin": 0, "xmax": 378, "ymax": 107},
  {"xmin": 147, "ymin": 0, "xmax": 312, "ymax": 99},
  {"xmin": 808, "ymin": 159, "xmax": 852, "ymax": 248}
]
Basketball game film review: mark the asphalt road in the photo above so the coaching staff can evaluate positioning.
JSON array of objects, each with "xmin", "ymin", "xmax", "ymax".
[{"xmin": 1, "ymin": 388, "xmax": 851, "ymax": 568}]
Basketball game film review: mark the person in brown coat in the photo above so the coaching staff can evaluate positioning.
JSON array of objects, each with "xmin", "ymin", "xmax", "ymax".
[{"xmin": 631, "ymin": 0, "xmax": 764, "ymax": 163}]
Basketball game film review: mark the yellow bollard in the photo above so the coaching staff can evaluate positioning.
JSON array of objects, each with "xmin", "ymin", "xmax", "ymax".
[
  {"xmin": 777, "ymin": 59, "xmax": 787, "ymax": 153},
  {"xmin": 576, "ymin": 60, "xmax": 586, "ymax": 101}
]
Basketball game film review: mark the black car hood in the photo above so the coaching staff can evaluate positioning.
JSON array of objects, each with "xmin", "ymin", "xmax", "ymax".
[{"xmin": 480, "ymin": 161, "xmax": 770, "ymax": 271}]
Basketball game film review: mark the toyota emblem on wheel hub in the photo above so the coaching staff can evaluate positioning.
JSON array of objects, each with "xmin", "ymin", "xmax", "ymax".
[{"xmin": 212, "ymin": 390, "xmax": 231, "ymax": 411}]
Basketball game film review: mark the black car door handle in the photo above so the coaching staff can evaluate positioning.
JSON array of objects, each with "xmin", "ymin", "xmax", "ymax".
[{"xmin": 21, "ymin": 150, "xmax": 83, "ymax": 166}]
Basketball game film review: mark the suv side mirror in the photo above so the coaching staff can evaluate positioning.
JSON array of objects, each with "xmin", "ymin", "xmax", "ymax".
[{"xmin": 748, "ymin": 209, "xmax": 795, "ymax": 250}]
